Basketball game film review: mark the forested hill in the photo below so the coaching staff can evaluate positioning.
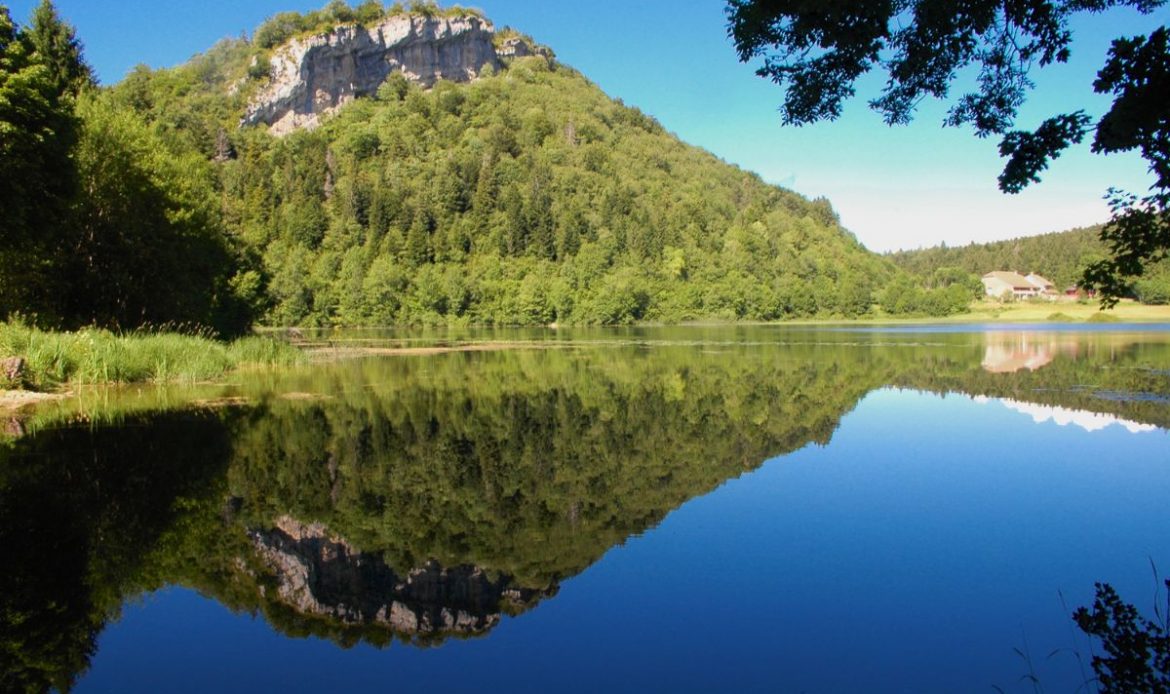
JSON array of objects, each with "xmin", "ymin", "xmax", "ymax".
[
  {"xmin": 1, "ymin": 1, "xmax": 896, "ymax": 332},
  {"xmin": 168, "ymin": 6, "xmax": 892, "ymax": 326},
  {"xmin": 233, "ymin": 60, "xmax": 889, "ymax": 325}
]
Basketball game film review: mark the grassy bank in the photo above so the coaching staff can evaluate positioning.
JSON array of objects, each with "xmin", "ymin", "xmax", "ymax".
[
  {"xmin": 1, "ymin": 321, "xmax": 303, "ymax": 391},
  {"xmin": 762, "ymin": 299, "xmax": 1170, "ymax": 325},
  {"xmin": 943, "ymin": 299, "xmax": 1170, "ymax": 323}
]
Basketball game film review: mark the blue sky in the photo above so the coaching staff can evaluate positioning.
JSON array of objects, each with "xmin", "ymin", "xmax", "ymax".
[{"xmin": 7, "ymin": 0, "xmax": 1166, "ymax": 252}]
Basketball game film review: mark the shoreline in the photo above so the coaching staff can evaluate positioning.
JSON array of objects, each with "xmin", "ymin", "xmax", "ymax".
[
  {"xmin": 5, "ymin": 310, "xmax": 1167, "ymax": 409},
  {"xmin": 259, "ymin": 301, "xmax": 1170, "ymax": 334},
  {"xmin": 0, "ymin": 389, "xmax": 71, "ymax": 414}
]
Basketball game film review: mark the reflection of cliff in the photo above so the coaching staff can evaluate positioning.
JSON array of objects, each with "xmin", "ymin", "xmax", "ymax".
[{"xmin": 249, "ymin": 516, "xmax": 551, "ymax": 639}]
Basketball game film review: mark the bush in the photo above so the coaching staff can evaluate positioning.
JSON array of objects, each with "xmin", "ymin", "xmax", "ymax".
[
  {"xmin": 1134, "ymin": 276, "xmax": 1170, "ymax": 305},
  {"xmin": 1087, "ymin": 312, "xmax": 1121, "ymax": 323}
]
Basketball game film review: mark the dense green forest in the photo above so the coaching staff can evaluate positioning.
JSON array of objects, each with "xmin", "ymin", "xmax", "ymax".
[
  {"xmin": 7, "ymin": 0, "xmax": 993, "ymax": 332},
  {"xmin": 1, "ymin": 2, "xmax": 255, "ymax": 335},
  {"xmin": 889, "ymin": 226, "xmax": 1170, "ymax": 304},
  {"xmin": 12, "ymin": 0, "xmax": 1164, "ymax": 333}
]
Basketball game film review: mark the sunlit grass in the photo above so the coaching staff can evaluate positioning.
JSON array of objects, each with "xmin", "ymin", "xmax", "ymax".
[
  {"xmin": 843, "ymin": 300, "xmax": 1170, "ymax": 324},
  {"xmin": 0, "ymin": 320, "xmax": 303, "ymax": 391},
  {"xmin": 956, "ymin": 300, "xmax": 1170, "ymax": 323}
]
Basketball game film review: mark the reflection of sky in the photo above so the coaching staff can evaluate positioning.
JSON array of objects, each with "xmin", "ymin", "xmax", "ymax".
[
  {"xmin": 75, "ymin": 387, "xmax": 1170, "ymax": 693},
  {"xmin": 974, "ymin": 395, "xmax": 1160, "ymax": 434}
]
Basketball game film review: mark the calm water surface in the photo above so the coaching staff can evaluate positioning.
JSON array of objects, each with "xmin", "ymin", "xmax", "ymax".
[{"xmin": 3, "ymin": 325, "xmax": 1168, "ymax": 693}]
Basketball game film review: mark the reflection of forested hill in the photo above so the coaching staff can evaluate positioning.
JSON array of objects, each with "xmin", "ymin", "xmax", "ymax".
[
  {"xmin": 0, "ymin": 411, "xmax": 234, "ymax": 694},
  {"xmin": 2, "ymin": 336, "xmax": 1168, "ymax": 690},
  {"xmin": 0, "ymin": 345, "xmax": 884, "ymax": 689},
  {"xmin": 226, "ymin": 346, "xmax": 879, "ymax": 585}
]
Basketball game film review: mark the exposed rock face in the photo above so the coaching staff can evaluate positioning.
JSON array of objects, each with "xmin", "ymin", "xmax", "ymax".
[
  {"xmin": 249, "ymin": 516, "xmax": 549, "ymax": 639},
  {"xmin": 244, "ymin": 14, "xmax": 518, "ymax": 135}
]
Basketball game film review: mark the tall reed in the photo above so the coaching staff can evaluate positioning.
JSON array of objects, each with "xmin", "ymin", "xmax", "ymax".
[{"xmin": 0, "ymin": 320, "xmax": 302, "ymax": 390}]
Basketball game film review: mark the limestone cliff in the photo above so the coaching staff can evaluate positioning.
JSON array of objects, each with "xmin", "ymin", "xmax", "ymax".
[{"xmin": 243, "ymin": 14, "xmax": 538, "ymax": 135}]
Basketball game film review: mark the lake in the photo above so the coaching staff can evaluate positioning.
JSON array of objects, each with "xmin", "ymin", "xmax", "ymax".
[{"xmin": 3, "ymin": 324, "xmax": 1168, "ymax": 693}]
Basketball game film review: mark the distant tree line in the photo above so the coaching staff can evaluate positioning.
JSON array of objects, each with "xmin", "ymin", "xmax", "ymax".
[{"xmin": 888, "ymin": 227, "xmax": 1170, "ymax": 304}]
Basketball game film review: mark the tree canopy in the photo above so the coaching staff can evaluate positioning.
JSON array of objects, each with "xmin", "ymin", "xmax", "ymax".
[
  {"xmin": 727, "ymin": 0, "xmax": 1170, "ymax": 304},
  {"xmin": 0, "ymin": 4, "xmax": 80, "ymax": 320},
  {"xmin": 0, "ymin": 2, "xmax": 251, "ymax": 335}
]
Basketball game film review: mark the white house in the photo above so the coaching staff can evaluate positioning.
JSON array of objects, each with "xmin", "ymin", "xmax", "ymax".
[{"xmin": 982, "ymin": 271, "xmax": 1057, "ymax": 300}]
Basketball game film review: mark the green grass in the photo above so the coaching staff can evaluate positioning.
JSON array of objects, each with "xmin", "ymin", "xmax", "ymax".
[
  {"xmin": 1085, "ymin": 311, "xmax": 1121, "ymax": 323},
  {"xmin": 905, "ymin": 300, "xmax": 1170, "ymax": 323},
  {"xmin": 0, "ymin": 320, "xmax": 303, "ymax": 391}
]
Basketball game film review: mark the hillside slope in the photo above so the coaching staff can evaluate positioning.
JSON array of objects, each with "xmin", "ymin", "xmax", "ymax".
[{"xmin": 113, "ymin": 6, "xmax": 893, "ymax": 326}]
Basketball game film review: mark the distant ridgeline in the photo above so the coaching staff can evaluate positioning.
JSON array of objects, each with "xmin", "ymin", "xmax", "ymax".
[
  {"xmin": 4, "ymin": 337, "xmax": 1169, "ymax": 690},
  {"xmin": 2, "ymin": 0, "xmax": 905, "ymax": 332},
  {"xmin": 888, "ymin": 226, "xmax": 1170, "ymax": 304}
]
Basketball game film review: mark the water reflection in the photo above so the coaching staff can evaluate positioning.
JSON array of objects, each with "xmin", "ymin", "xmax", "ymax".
[
  {"xmin": 2, "ymin": 327, "xmax": 1168, "ymax": 691},
  {"xmin": 248, "ymin": 516, "xmax": 553, "ymax": 641},
  {"xmin": 978, "ymin": 396, "xmax": 1161, "ymax": 433},
  {"xmin": 981, "ymin": 333, "xmax": 1069, "ymax": 372}
]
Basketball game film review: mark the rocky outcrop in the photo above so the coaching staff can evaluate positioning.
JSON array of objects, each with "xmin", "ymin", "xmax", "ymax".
[
  {"xmin": 249, "ymin": 516, "xmax": 550, "ymax": 639},
  {"xmin": 243, "ymin": 14, "xmax": 536, "ymax": 135},
  {"xmin": 2, "ymin": 357, "xmax": 24, "ymax": 385}
]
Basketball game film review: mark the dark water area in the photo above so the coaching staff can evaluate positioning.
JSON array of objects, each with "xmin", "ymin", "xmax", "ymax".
[{"xmin": 2, "ymin": 325, "xmax": 1168, "ymax": 693}]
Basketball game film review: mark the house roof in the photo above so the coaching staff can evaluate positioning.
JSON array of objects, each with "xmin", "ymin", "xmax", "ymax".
[
  {"xmin": 1026, "ymin": 273, "xmax": 1055, "ymax": 288},
  {"xmin": 982, "ymin": 271, "xmax": 1035, "ymax": 289}
]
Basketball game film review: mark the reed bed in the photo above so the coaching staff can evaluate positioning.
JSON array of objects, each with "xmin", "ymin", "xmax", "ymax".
[{"xmin": 0, "ymin": 320, "xmax": 303, "ymax": 390}]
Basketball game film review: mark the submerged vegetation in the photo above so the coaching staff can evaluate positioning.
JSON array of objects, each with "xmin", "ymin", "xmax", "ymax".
[{"xmin": 0, "ymin": 320, "xmax": 302, "ymax": 390}]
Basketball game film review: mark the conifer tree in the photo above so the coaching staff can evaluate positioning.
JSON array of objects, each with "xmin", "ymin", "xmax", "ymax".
[
  {"xmin": 26, "ymin": 0, "xmax": 92, "ymax": 97},
  {"xmin": 0, "ymin": 5, "xmax": 77, "ymax": 321}
]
